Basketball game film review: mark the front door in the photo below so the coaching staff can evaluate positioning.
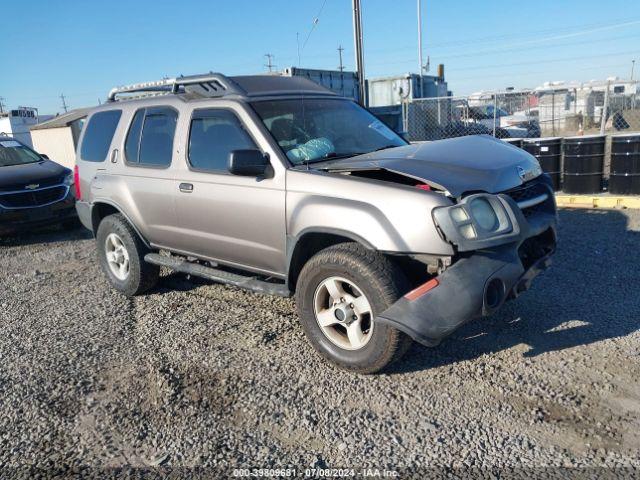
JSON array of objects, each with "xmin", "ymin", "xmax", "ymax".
[{"xmin": 171, "ymin": 106, "xmax": 286, "ymax": 276}]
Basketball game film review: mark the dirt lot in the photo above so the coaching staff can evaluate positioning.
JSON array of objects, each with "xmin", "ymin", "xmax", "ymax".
[{"xmin": 0, "ymin": 208, "xmax": 639, "ymax": 478}]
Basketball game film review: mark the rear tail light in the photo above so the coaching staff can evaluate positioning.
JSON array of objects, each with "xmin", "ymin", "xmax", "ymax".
[
  {"xmin": 73, "ymin": 165, "xmax": 81, "ymax": 200},
  {"xmin": 415, "ymin": 183, "xmax": 431, "ymax": 191}
]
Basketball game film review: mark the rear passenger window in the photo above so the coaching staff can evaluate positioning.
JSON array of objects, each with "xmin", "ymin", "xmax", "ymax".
[
  {"xmin": 124, "ymin": 107, "xmax": 177, "ymax": 167},
  {"xmin": 80, "ymin": 110, "xmax": 122, "ymax": 162},
  {"xmin": 188, "ymin": 109, "xmax": 256, "ymax": 172}
]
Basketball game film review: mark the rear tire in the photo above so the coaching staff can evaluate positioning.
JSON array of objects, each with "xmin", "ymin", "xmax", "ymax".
[
  {"xmin": 96, "ymin": 214, "xmax": 159, "ymax": 296},
  {"xmin": 295, "ymin": 243, "xmax": 412, "ymax": 374}
]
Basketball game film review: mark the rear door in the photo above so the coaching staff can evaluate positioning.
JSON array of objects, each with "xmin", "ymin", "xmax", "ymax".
[
  {"xmin": 170, "ymin": 104, "xmax": 286, "ymax": 276},
  {"xmin": 113, "ymin": 105, "xmax": 179, "ymax": 245}
]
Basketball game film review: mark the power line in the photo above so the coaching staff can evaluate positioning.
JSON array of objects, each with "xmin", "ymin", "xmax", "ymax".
[
  {"xmin": 265, "ymin": 25, "xmax": 640, "ymax": 70},
  {"xmin": 449, "ymin": 61, "xmax": 636, "ymax": 86},
  {"xmin": 366, "ymin": 33, "xmax": 640, "ymax": 69},
  {"xmin": 370, "ymin": 17, "xmax": 640, "ymax": 56},
  {"xmin": 301, "ymin": 0, "xmax": 328, "ymax": 53},
  {"xmin": 60, "ymin": 93, "xmax": 68, "ymax": 113},
  {"xmin": 448, "ymin": 49, "xmax": 640, "ymax": 73},
  {"xmin": 445, "ymin": 31, "xmax": 640, "ymax": 60}
]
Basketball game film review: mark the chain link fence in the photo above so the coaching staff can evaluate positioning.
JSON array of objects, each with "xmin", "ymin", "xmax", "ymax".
[{"xmin": 401, "ymin": 80, "xmax": 640, "ymax": 142}]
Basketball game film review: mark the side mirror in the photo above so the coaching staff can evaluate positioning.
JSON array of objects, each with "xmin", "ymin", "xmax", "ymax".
[
  {"xmin": 228, "ymin": 149, "xmax": 269, "ymax": 176},
  {"xmin": 40, "ymin": 153, "xmax": 50, "ymax": 160}
]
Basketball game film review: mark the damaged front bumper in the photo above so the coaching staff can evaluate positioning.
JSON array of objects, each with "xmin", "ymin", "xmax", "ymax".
[{"xmin": 376, "ymin": 185, "xmax": 557, "ymax": 347}]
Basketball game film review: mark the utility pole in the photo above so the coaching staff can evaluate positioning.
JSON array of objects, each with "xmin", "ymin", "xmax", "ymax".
[
  {"xmin": 60, "ymin": 93, "xmax": 69, "ymax": 113},
  {"xmin": 0, "ymin": 97, "xmax": 5, "ymax": 113},
  {"xmin": 631, "ymin": 59, "xmax": 636, "ymax": 81},
  {"xmin": 264, "ymin": 54, "xmax": 276, "ymax": 73},
  {"xmin": 600, "ymin": 80, "xmax": 611, "ymax": 135},
  {"xmin": 337, "ymin": 45, "xmax": 345, "ymax": 72},
  {"xmin": 417, "ymin": 0, "xmax": 424, "ymax": 77},
  {"xmin": 352, "ymin": 0, "xmax": 366, "ymax": 106}
]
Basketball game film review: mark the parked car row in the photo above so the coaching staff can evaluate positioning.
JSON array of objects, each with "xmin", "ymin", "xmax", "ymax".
[{"xmin": 447, "ymin": 105, "xmax": 541, "ymax": 139}]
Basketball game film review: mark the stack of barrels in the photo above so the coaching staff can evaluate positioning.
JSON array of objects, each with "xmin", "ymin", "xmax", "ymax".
[{"xmin": 503, "ymin": 133, "xmax": 640, "ymax": 195}]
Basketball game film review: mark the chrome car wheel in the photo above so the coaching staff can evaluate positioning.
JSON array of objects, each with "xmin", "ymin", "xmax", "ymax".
[
  {"xmin": 313, "ymin": 276, "xmax": 374, "ymax": 351},
  {"xmin": 104, "ymin": 233, "xmax": 130, "ymax": 281}
]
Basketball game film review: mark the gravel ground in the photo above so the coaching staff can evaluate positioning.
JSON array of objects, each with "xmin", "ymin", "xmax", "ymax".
[{"xmin": 0, "ymin": 208, "xmax": 639, "ymax": 478}]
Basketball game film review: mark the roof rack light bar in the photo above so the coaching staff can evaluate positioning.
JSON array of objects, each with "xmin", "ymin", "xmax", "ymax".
[{"xmin": 107, "ymin": 73, "xmax": 241, "ymax": 102}]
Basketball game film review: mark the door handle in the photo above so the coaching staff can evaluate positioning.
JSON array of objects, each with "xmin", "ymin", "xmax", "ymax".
[{"xmin": 179, "ymin": 183, "xmax": 194, "ymax": 193}]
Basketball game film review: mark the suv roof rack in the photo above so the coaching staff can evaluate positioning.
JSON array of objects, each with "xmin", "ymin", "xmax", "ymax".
[{"xmin": 107, "ymin": 73, "xmax": 243, "ymax": 102}]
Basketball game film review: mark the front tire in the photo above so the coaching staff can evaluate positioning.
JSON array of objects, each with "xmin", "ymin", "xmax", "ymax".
[
  {"xmin": 295, "ymin": 243, "xmax": 412, "ymax": 374},
  {"xmin": 96, "ymin": 214, "xmax": 159, "ymax": 296}
]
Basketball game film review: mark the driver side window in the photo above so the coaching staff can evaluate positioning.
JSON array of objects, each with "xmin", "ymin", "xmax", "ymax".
[{"xmin": 188, "ymin": 109, "xmax": 257, "ymax": 172}]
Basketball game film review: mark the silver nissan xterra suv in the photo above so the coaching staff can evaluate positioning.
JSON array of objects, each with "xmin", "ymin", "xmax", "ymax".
[{"xmin": 75, "ymin": 73, "xmax": 557, "ymax": 373}]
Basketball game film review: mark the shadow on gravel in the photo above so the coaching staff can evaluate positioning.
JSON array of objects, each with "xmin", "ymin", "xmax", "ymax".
[
  {"xmin": 0, "ymin": 224, "xmax": 92, "ymax": 247},
  {"xmin": 389, "ymin": 208, "xmax": 640, "ymax": 374},
  {"xmin": 150, "ymin": 272, "xmax": 209, "ymax": 295}
]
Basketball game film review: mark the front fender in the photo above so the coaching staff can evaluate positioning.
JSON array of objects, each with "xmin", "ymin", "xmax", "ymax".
[{"xmin": 286, "ymin": 169, "xmax": 455, "ymax": 255}]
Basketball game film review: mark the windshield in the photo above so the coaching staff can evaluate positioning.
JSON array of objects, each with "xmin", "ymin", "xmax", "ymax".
[
  {"xmin": 251, "ymin": 98, "xmax": 407, "ymax": 165},
  {"xmin": 0, "ymin": 139, "xmax": 43, "ymax": 167}
]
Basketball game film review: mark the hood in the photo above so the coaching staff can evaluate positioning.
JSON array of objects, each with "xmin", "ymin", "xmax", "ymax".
[
  {"xmin": 316, "ymin": 135, "xmax": 542, "ymax": 197},
  {"xmin": 0, "ymin": 159, "xmax": 69, "ymax": 192}
]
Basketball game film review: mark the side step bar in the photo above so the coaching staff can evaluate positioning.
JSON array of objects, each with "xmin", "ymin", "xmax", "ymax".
[{"xmin": 144, "ymin": 253, "xmax": 291, "ymax": 297}]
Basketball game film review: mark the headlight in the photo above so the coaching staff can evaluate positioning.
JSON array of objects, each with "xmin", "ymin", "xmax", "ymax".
[
  {"xmin": 63, "ymin": 172, "xmax": 74, "ymax": 186},
  {"xmin": 433, "ymin": 193, "xmax": 515, "ymax": 245},
  {"xmin": 469, "ymin": 198, "xmax": 499, "ymax": 232}
]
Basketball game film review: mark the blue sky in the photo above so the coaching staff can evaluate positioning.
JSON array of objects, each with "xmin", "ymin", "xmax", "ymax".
[{"xmin": 1, "ymin": 0, "xmax": 639, "ymax": 114}]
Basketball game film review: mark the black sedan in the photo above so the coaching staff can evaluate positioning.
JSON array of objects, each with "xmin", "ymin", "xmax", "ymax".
[{"xmin": 0, "ymin": 137, "xmax": 77, "ymax": 236}]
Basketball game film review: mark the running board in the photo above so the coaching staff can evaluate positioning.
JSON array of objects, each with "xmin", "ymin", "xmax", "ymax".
[{"xmin": 144, "ymin": 253, "xmax": 291, "ymax": 297}]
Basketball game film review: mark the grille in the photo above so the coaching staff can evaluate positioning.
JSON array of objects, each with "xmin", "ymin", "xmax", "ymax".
[
  {"xmin": 0, "ymin": 186, "xmax": 67, "ymax": 209},
  {"xmin": 503, "ymin": 180, "xmax": 551, "ymax": 218}
]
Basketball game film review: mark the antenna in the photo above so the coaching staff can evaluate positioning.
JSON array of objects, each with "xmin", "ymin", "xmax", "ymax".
[
  {"xmin": 264, "ymin": 53, "xmax": 276, "ymax": 73},
  {"xmin": 338, "ymin": 45, "xmax": 345, "ymax": 72},
  {"xmin": 60, "ymin": 93, "xmax": 69, "ymax": 113}
]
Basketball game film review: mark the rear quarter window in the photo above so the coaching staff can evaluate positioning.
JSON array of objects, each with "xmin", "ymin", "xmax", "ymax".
[{"xmin": 80, "ymin": 110, "xmax": 122, "ymax": 162}]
